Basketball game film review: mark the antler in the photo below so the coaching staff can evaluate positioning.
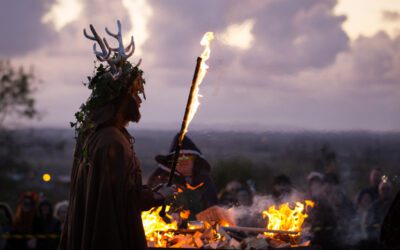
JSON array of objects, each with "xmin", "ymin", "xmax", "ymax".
[
  {"xmin": 83, "ymin": 24, "xmax": 118, "ymax": 77},
  {"xmin": 104, "ymin": 20, "xmax": 135, "ymax": 62},
  {"xmin": 83, "ymin": 20, "xmax": 135, "ymax": 80}
]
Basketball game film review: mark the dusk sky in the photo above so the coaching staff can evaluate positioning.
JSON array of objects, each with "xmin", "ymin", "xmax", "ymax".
[{"xmin": 1, "ymin": 0, "xmax": 400, "ymax": 131}]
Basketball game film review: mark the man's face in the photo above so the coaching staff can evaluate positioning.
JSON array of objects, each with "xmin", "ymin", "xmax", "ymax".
[
  {"xmin": 126, "ymin": 77, "xmax": 145, "ymax": 123},
  {"xmin": 309, "ymin": 179, "xmax": 323, "ymax": 197},
  {"xmin": 176, "ymin": 154, "xmax": 194, "ymax": 177}
]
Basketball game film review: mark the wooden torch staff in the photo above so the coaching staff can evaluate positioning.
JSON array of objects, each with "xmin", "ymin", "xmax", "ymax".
[{"xmin": 159, "ymin": 57, "xmax": 203, "ymax": 217}]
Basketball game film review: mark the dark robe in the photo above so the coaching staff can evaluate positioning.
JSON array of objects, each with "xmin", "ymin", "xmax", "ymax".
[
  {"xmin": 147, "ymin": 167, "xmax": 218, "ymax": 219},
  {"xmin": 381, "ymin": 190, "xmax": 400, "ymax": 250},
  {"xmin": 59, "ymin": 125, "xmax": 163, "ymax": 250}
]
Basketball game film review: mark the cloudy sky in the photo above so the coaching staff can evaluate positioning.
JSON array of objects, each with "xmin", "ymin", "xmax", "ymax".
[{"xmin": 1, "ymin": 0, "xmax": 400, "ymax": 131}]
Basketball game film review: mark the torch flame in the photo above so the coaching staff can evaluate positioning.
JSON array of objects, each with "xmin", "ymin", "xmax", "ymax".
[{"xmin": 182, "ymin": 32, "xmax": 214, "ymax": 138}]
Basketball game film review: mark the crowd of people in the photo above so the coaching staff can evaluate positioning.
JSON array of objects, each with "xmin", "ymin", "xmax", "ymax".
[
  {"xmin": 0, "ymin": 134, "xmax": 398, "ymax": 250},
  {"xmin": 0, "ymin": 193, "xmax": 68, "ymax": 250},
  {"xmin": 218, "ymin": 167, "xmax": 398, "ymax": 250}
]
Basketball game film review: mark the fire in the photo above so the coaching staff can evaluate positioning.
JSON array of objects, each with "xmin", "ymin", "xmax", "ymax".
[
  {"xmin": 262, "ymin": 200, "xmax": 314, "ymax": 243},
  {"xmin": 186, "ymin": 182, "xmax": 205, "ymax": 190},
  {"xmin": 182, "ymin": 32, "xmax": 214, "ymax": 138},
  {"xmin": 141, "ymin": 206, "xmax": 177, "ymax": 247}
]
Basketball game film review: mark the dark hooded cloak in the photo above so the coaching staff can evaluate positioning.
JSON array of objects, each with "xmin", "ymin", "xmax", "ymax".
[{"xmin": 59, "ymin": 121, "xmax": 164, "ymax": 250}]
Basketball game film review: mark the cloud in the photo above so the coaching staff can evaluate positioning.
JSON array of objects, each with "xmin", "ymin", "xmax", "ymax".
[
  {"xmin": 219, "ymin": 19, "xmax": 255, "ymax": 50},
  {"xmin": 382, "ymin": 10, "xmax": 400, "ymax": 22},
  {"xmin": 0, "ymin": 0, "xmax": 55, "ymax": 56},
  {"xmin": 42, "ymin": 0, "xmax": 84, "ymax": 31},
  {"xmin": 334, "ymin": 0, "xmax": 400, "ymax": 40},
  {"xmin": 2, "ymin": 0, "xmax": 400, "ymax": 131},
  {"xmin": 121, "ymin": 0, "xmax": 153, "ymax": 56}
]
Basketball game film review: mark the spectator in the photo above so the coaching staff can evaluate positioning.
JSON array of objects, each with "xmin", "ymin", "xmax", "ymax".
[
  {"xmin": 322, "ymin": 174, "xmax": 355, "ymax": 248},
  {"xmin": 53, "ymin": 201, "xmax": 68, "ymax": 232},
  {"xmin": 33, "ymin": 200, "xmax": 60, "ymax": 250},
  {"xmin": 359, "ymin": 168, "xmax": 382, "ymax": 204},
  {"xmin": 306, "ymin": 171, "xmax": 324, "ymax": 200},
  {"xmin": 8, "ymin": 192, "xmax": 39, "ymax": 250},
  {"xmin": 0, "ymin": 202, "xmax": 13, "ymax": 250},
  {"xmin": 365, "ymin": 179, "xmax": 394, "ymax": 244},
  {"xmin": 218, "ymin": 181, "xmax": 253, "ymax": 207},
  {"xmin": 271, "ymin": 174, "xmax": 301, "ymax": 204},
  {"xmin": 352, "ymin": 189, "xmax": 374, "ymax": 245}
]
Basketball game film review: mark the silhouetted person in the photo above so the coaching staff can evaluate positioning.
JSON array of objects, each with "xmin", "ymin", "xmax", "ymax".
[
  {"xmin": 148, "ymin": 134, "xmax": 218, "ymax": 219},
  {"xmin": 59, "ymin": 22, "xmax": 175, "ymax": 250},
  {"xmin": 365, "ymin": 180, "xmax": 394, "ymax": 248},
  {"xmin": 271, "ymin": 174, "xmax": 301, "ymax": 204},
  {"xmin": 359, "ymin": 168, "xmax": 382, "ymax": 204},
  {"xmin": 218, "ymin": 181, "xmax": 253, "ymax": 207},
  {"xmin": 8, "ymin": 192, "xmax": 39, "ymax": 250},
  {"xmin": 53, "ymin": 201, "xmax": 68, "ymax": 233},
  {"xmin": 33, "ymin": 200, "xmax": 60, "ymax": 250},
  {"xmin": 0, "ymin": 202, "xmax": 13, "ymax": 250},
  {"xmin": 306, "ymin": 171, "xmax": 324, "ymax": 200},
  {"xmin": 381, "ymin": 189, "xmax": 400, "ymax": 250}
]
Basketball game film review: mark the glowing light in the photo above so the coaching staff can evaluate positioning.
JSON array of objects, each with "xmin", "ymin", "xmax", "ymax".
[
  {"xmin": 122, "ymin": 0, "xmax": 153, "ymax": 55},
  {"xmin": 42, "ymin": 0, "xmax": 83, "ymax": 31},
  {"xmin": 334, "ymin": 0, "xmax": 400, "ymax": 40},
  {"xmin": 219, "ymin": 19, "xmax": 255, "ymax": 49},
  {"xmin": 42, "ymin": 173, "xmax": 51, "ymax": 182}
]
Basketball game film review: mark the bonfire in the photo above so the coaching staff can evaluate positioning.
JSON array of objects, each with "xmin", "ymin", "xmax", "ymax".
[{"xmin": 141, "ymin": 200, "xmax": 314, "ymax": 249}]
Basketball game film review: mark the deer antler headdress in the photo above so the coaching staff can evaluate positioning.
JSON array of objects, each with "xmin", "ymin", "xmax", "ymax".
[{"xmin": 71, "ymin": 20, "xmax": 145, "ymax": 134}]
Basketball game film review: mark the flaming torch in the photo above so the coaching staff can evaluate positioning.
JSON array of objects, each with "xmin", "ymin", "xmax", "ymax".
[{"xmin": 159, "ymin": 32, "xmax": 214, "ymax": 217}]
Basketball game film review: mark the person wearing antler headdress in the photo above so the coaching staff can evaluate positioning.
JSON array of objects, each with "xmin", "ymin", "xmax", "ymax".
[{"xmin": 59, "ymin": 21, "xmax": 176, "ymax": 250}]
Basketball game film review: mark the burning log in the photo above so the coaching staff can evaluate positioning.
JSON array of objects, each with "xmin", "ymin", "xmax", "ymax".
[
  {"xmin": 195, "ymin": 205, "xmax": 236, "ymax": 226},
  {"xmin": 222, "ymin": 226, "xmax": 299, "ymax": 235},
  {"xmin": 142, "ymin": 199, "xmax": 315, "ymax": 249}
]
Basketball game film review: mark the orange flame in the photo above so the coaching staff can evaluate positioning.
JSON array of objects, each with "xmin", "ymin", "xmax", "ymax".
[
  {"xmin": 186, "ymin": 182, "xmax": 205, "ymax": 190},
  {"xmin": 262, "ymin": 200, "xmax": 314, "ymax": 242},
  {"xmin": 182, "ymin": 32, "xmax": 214, "ymax": 137},
  {"xmin": 141, "ymin": 206, "xmax": 177, "ymax": 247}
]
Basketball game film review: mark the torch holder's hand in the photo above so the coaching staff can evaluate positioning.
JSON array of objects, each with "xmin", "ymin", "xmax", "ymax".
[{"xmin": 156, "ymin": 184, "xmax": 178, "ymax": 202}]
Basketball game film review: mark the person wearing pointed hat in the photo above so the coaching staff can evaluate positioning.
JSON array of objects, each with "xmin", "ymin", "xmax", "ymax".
[
  {"xmin": 148, "ymin": 134, "xmax": 218, "ymax": 220},
  {"xmin": 59, "ymin": 21, "xmax": 176, "ymax": 250}
]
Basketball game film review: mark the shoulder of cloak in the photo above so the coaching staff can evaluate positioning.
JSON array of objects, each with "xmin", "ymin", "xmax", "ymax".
[{"xmin": 88, "ymin": 126, "xmax": 131, "ymax": 154}]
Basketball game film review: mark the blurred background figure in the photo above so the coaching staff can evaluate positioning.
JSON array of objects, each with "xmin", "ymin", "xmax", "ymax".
[
  {"xmin": 53, "ymin": 201, "xmax": 68, "ymax": 232},
  {"xmin": 360, "ymin": 168, "xmax": 382, "ymax": 204},
  {"xmin": 306, "ymin": 171, "xmax": 324, "ymax": 200},
  {"xmin": 321, "ymin": 174, "xmax": 355, "ymax": 249},
  {"xmin": 271, "ymin": 174, "xmax": 301, "ymax": 204},
  {"xmin": 353, "ymin": 189, "xmax": 374, "ymax": 241},
  {"xmin": 218, "ymin": 181, "xmax": 253, "ymax": 207},
  {"xmin": 33, "ymin": 200, "xmax": 60, "ymax": 250},
  {"xmin": 381, "ymin": 188, "xmax": 400, "ymax": 250},
  {"xmin": 8, "ymin": 192, "xmax": 39, "ymax": 250},
  {"xmin": 0, "ymin": 202, "xmax": 13, "ymax": 250},
  {"xmin": 148, "ymin": 134, "xmax": 218, "ymax": 219},
  {"xmin": 365, "ymin": 178, "xmax": 394, "ymax": 246}
]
